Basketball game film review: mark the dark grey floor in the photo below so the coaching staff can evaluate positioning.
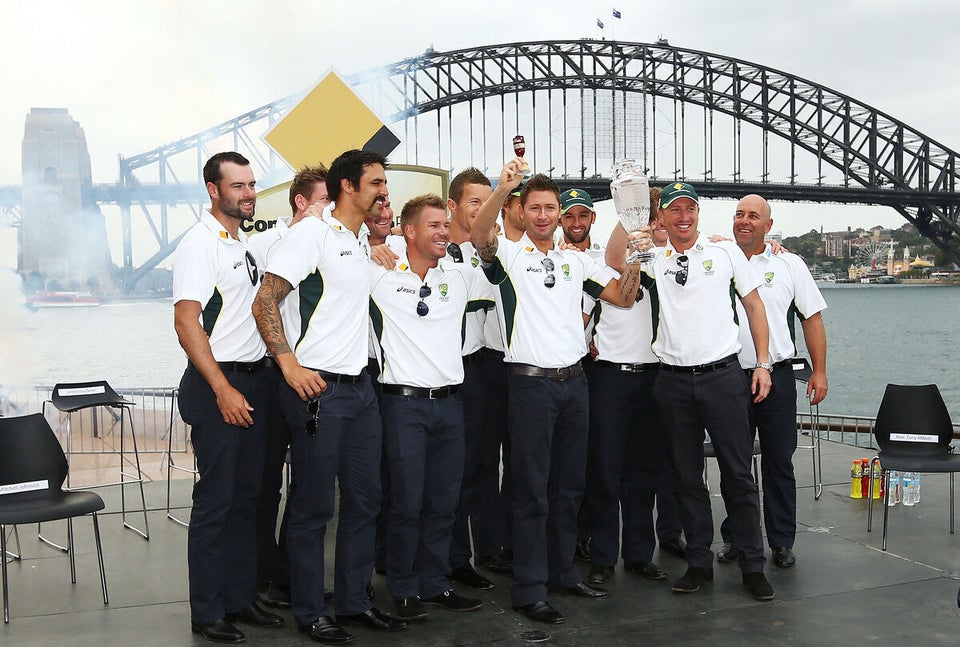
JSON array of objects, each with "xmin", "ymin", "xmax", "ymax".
[{"xmin": 4, "ymin": 439, "xmax": 960, "ymax": 646}]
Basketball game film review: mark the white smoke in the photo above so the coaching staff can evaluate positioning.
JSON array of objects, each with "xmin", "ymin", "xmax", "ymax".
[{"xmin": 0, "ymin": 265, "xmax": 36, "ymax": 392}]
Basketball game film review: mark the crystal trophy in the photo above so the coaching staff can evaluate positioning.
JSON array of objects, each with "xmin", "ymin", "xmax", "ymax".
[
  {"xmin": 513, "ymin": 135, "xmax": 531, "ymax": 175},
  {"xmin": 610, "ymin": 159, "xmax": 652, "ymax": 264}
]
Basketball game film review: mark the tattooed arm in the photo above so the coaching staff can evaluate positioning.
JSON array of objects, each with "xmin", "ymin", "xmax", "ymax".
[
  {"xmin": 597, "ymin": 263, "xmax": 642, "ymax": 307},
  {"xmin": 253, "ymin": 272, "xmax": 327, "ymax": 400}
]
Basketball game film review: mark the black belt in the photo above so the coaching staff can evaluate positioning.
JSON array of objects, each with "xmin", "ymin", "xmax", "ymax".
[
  {"xmin": 595, "ymin": 360, "xmax": 660, "ymax": 373},
  {"xmin": 307, "ymin": 368, "xmax": 367, "ymax": 384},
  {"xmin": 191, "ymin": 357, "xmax": 272, "ymax": 373},
  {"xmin": 509, "ymin": 362, "xmax": 584, "ymax": 381},
  {"xmin": 659, "ymin": 354, "xmax": 737, "ymax": 375},
  {"xmin": 382, "ymin": 384, "xmax": 460, "ymax": 399},
  {"xmin": 463, "ymin": 350, "xmax": 485, "ymax": 365}
]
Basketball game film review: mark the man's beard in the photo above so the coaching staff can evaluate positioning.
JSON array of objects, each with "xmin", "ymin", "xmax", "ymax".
[{"xmin": 222, "ymin": 198, "xmax": 255, "ymax": 221}]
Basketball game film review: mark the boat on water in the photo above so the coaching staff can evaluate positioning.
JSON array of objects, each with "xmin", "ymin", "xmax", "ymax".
[{"xmin": 26, "ymin": 291, "xmax": 100, "ymax": 309}]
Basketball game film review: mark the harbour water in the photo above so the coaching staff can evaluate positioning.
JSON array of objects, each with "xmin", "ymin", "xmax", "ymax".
[{"xmin": 2, "ymin": 284, "xmax": 959, "ymax": 421}]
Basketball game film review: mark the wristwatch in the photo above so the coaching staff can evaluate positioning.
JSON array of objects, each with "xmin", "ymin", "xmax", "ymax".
[{"xmin": 755, "ymin": 362, "xmax": 773, "ymax": 373}]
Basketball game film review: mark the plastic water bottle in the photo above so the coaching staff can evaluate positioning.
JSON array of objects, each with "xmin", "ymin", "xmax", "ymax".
[
  {"xmin": 914, "ymin": 473, "xmax": 922, "ymax": 504},
  {"xmin": 887, "ymin": 471, "xmax": 900, "ymax": 506},
  {"xmin": 902, "ymin": 472, "xmax": 917, "ymax": 506}
]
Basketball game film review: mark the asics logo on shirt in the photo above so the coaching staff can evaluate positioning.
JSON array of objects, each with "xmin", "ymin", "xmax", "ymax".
[
  {"xmin": 396, "ymin": 286, "xmax": 416, "ymax": 294},
  {"xmin": 526, "ymin": 266, "xmax": 544, "ymax": 273},
  {"xmin": 340, "ymin": 250, "xmax": 353, "ymax": 256},
  {"xmin": 233, "ymin": 261, "xmax": 243, "ymax": 269}
]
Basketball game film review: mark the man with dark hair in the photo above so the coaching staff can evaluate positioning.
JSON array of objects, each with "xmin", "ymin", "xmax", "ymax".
[
  {"xmin": 174, "ymin": 151, "xmax": 283, "ymax": 643},
  {"xmin": 371, "ymin": 193, "xmax": 487, "ymax": 620},
  {"xmin": 248, "ymin": 164, "xmax": 330, "ymax": 610},
  {"xmin": 471, "ymin": 162, "xmax": 646, "ymax": 625},
  {"xmin": 253, "ymin": 148, "xmax": 406, "ymax": 643}
]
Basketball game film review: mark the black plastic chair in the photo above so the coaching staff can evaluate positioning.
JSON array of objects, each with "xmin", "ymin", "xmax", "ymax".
[
  {"xmin": 792, "ymin": 357, "xmax": 824, "ymax": 499},
  {"xmin": 866, "ymin": 384, "xmax": 960, "ymax": 550},
  {"xmin": 43, "ymin": 381, "xmax": 149, "ymax": 540},
  {"xmin": 702, "ymin": 439, "xmax": 762, "ymax": 490},
  {"xmin": 164, "ymin": 388, "xmax": 198, "ymax": 527},
  {"xmin": 0, "ymin": 413, "xmax": 108, "ymax": 623}
]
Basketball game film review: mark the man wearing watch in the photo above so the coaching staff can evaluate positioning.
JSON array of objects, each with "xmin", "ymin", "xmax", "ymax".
[
  {"xmin": 607, "ymin": 182, "xmax": 775, "ymax": 602},
  {"xmin": 715, "ymin": 194, "xmax": 828, "ymax": 570}
]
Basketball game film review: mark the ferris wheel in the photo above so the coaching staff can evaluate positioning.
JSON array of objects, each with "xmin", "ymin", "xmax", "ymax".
[{"xmin": 856, "ymin": 241, "xmax": 893, "ymax": 267}]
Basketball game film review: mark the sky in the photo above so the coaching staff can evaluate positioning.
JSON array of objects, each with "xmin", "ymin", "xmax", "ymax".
[{"xmin": 2, "ymin": 0, "xmax": 959, "ymax": 265}]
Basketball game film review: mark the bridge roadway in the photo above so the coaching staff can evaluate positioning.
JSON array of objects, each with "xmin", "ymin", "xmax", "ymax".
[
  {"xmin": 4, "ymin": 436, "xmax": 960, "ymax": 645},
  {"xmin": 4, "ymin": 179, "xmax": 958, "ymax": 210}
]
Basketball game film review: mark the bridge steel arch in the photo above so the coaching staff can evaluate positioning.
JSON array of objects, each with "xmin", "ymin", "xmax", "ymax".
[
  {"xmin": 348, "ymin": 39, "xmax": 960, "ymax": 262},
  {"xmin": 105, "ymin": 39, "xmax": 960, "ymax": 284}
]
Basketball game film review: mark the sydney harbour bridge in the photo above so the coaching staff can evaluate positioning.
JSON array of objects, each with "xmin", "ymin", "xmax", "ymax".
[{"xmin": 3, "ymin": 39, "xmax": 959, "ymax": 289}]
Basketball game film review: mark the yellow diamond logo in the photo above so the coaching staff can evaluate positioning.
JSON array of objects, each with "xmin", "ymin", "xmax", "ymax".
[{"xmin": 263, "ymin": 70, "xmax": 399, "ymax": 170}]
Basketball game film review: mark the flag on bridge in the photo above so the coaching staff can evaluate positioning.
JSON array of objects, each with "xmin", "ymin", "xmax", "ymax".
[
  {"xmin": 613, "ymin": 8, "xmax": 621, "ymax": 18},
  {"xmin": 597, "ymin": 18, "xmax": 605, "ymax": 29}
]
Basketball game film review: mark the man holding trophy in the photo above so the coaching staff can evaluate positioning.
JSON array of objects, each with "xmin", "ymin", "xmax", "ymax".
[{"xmin": 471, "ymin": 150, "xmax": 648, "ymax": 625}]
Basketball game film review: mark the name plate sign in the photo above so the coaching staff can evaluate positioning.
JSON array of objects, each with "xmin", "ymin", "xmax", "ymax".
[
  {"xmin": 0, "ymin": 479, "xmax": 48, "ymax": 496},
  {"xmin": 890, "ymin": 433, "xmax": 938, "ymax": 443},
  {"xmin": 58, "ymin": 386, "xmax": 106, "ymax": 397}
]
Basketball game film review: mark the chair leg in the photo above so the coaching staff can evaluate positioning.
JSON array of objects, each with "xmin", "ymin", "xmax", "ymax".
[
  {"xmin": 812, "ymin": 403, "xmax": 823, "ymax": 500},
  {"xmin": 38, "ymin": 521, "xmax": 69, "ymax": 553},
  {"xmin": 2, "ymin": 524, "xmax": 9, "ymax": 623},
  {"xmin": 881, "ymin": 472, "xmax": 891, "ymax": 551},
  {"xmin": 120, "ymin": 406, "xmax": 150, "ymax": 540},
  {"xmin": 951, "ymin": 473, "xmax": 955, "ymax": 534},
  {"xmin": 92, "ymin": 513, "xmax": 108, "ymax": 606},
  {"xmin": 867, "ymin": 457, "xmax": 878, "ymax": 531},
  {"xmin": 3, "ymin": 526, "xmax": 19, "ymax": 561},
  {"xmin": 67, "ymin": 518, "xmax": 77, "ymax": 584}
]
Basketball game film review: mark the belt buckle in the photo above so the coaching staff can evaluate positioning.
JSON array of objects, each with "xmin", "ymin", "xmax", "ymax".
[
  {"xmin": 557, "ymin": 367, "xmax": 571, "ymax": 381},
  {"xmin": 428, "ymin": 387, "xmax": 443, "ymax": 399},
  {"xmin": 623, "ymin": 364, "xmax": 640, "ymax": 373},
  {"xmin": 691, "ymin": 365, "xmax": 706, "ymax": 375}
]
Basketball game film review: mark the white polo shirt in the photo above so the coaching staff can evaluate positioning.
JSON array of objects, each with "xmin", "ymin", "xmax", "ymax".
[
  {"xmin": 483, "ymin": 233, "xmax": 613, "ymax": 368},
  {"xmin": 578, "ymin": 235, "xmax": 608, "ymax": 345},
  {"xmin": 173, "ymin": 210, "xmax": 266, "ymax": 362},
  {"xmin": 382, "ymin": 236, "xmax": 495, "ymax": 355},
  {"xmin": 589, "ymin": 275, "xmax": 659, "ymax": 364},
  {"xmin": 370, "ymin": 253, "xmax": 479, "ymax": 387},
  {"xmin": 265, "ymin": 204, "xmax": 371, "ymax": 374},
  {"xmin": 649, "ymin": 233, "xmax": 761, "ymax": 366},
  {"xmin": 736, "ymin": 244, "xmax": 828, "ymax": 367}
]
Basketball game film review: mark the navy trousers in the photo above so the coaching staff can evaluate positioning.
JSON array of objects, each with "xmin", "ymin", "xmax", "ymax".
[
  {"xmin": 283, "ymin": 376, "xmax": 382, "ymax": 624},
  {"xmin": 508, "ymin": 372, "xmax": 588, "ymax": 607},
  {"xmin": 256, "ymin": 364, "xmax": 291, "ymax": 588},
  {"xmin": 449, "ymin": 357, "xmax": 486, "ymax": 568},
  {"xmin": 653, "ymin": 363, "xmax": 765, "ymax": 573},
  {"xmin": 473, "ymin": 348, "xmax": 511, "ymax": 557},
  {"xmin": 382, "ymin": 391, "xmax": 465, "ymax": 599},
  {"xmin": 588, "ymin": 364, "xmax": 667, "ymax": 566},
  {"xmin": 720, "ymin": 366, "xmax": 798, "ymax": 549},
  {"xmin": 179, "ymin": 365, "xmax": 269, "ymax": 625}
]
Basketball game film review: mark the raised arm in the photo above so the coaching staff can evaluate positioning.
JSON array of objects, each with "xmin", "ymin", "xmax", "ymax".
[
  {"xmin": 472, "ymin": 158, "xmax": 524, "ymax": 262},
  {"xmin": 174, "ymin": 300, "xmax": 254, "ymax": 427},
  {"xmin": 252, "ymin": 272, "xmax": 327, "ymax": 400},
  {"xmin": 740, "ymin": 288, "xmax": 772, "ymax": 403},
  {"xmin": 800, "ymin": 312, "xmax": 828, "ymax": 405},
  {"xmin": 597, "ymin": 263, "xmax": 642, "ymax": 306}
]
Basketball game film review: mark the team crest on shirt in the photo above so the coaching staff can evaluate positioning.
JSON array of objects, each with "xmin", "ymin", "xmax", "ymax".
[
  {"xmin": 439, "ymin": 283, "xmax": 449, "ymax": 300},
  {"xmin": 561, "ymin": 263, "xmax": 571, "ymax": 279},
  {"xmin": 765, "ymin": 272, "xmax": 775, "ymax": 284},
  {"xmin": 471, "ymin": 257, "xmax": 479, "ymax": 267}
]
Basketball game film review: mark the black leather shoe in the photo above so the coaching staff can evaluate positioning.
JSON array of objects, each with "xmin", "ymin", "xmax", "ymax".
[
  {"xmin": 716, "ymin": 542, "xmax": 743, "ymax": 563},
  {"xmin": 587, "ymin": 564, "xmax": 614, "ymax": 585},
  {"xmin": 337, "ymin": 607, "xmax": 407, "ymax": 632},
  {"xmin": 475, "ymin": 553, "xmax": 513, "ymax": 575},
  {"xmin": 257, "ymin": 581, "xmax": 291, "ymax": 609},
  {"xmin": 393, "ymin": 596, "xmax": 428, "ymax": 620},
  {"xmin": 672, "ymin": 566, "xmax": 714, "ymax": 593},
  {"xmin": 451, "ymin": 564, "xmax": 495, "ymax": 590},
  {"xmin": 224, "ymin": 602, "xmax": 283, "ymax": 628},
  {"xmin": 624, "ymin": 561, "xmax": 668, "ymax": 581},
  {"xmin": 659, "ymin": 537, "xmax": 687, "ymax": 559},
  {"xmin": 559, "ymin": 582, "xmax": 609, "ymax": 598},
  {"xmin": 422, "ymin": 589, "xmax": 483, "ymax": 611},
  {"xmin": 514, "ymin": 600, "xmax": 564, "ymax": 624},
  {"xmin": 772, "ymin": 546, "xmax": 796, "ymax": 568},
  {"xmin": 743, "ymin": 571, "xmax": 775, "ymax": 601},
  {"xmin": 191, "ymin": 618, "xmax": 245, "ymax": 644},
  {"xmin": 574, "ymin": 538, "xmax": 592, "ymax": 562},
  {"xmin": 298, "ymin": 617, "xmax": 354, "ymax": 644}
]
